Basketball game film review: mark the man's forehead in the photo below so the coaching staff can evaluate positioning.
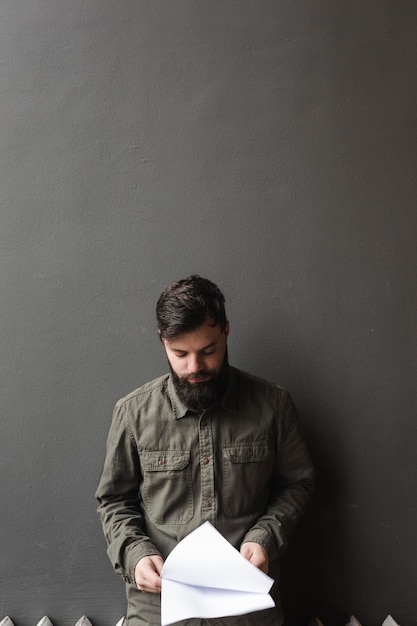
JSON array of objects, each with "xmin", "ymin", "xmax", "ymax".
[{"xmin": 164, "ymin": 321, "xmax": 225, "ymax": 349}]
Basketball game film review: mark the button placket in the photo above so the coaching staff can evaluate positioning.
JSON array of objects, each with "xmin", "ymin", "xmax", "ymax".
[{"xmin": 199, "ymin": 415, "xmax": 215, "ymax": 522}]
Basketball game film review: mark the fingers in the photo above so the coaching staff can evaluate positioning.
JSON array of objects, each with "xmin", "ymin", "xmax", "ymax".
[
  {"xmin": 240, "ymin": 541, "xmax": 269, "ymax": 574},
  {"xmin": 134, "ymin": 555, "xmax": 164, "ymax": 593}
]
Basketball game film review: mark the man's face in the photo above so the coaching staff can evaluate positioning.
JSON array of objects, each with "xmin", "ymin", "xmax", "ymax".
[{"xmin": 162, "ymin": 318, "xmax": 230, "ymax": 411}]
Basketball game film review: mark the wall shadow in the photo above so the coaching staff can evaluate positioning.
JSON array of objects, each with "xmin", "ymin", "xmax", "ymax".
[{"xmin": 280, "ymin": 425, "xmax": 348, "ymax": 625}]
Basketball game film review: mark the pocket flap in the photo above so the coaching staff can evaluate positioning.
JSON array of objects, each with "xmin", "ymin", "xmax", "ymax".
[
  {"xmin": 223, "ymin": 443, "xmax": 272, "ymax": 463},
  {"xmin": 141, "ymin": 450, "xmax": 190, "ymax": 471}
]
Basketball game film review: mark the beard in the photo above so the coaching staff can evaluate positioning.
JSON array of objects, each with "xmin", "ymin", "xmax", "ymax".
[{"xmin": 170, "ymin": 349, "xmax": 230, "ymax": 412}]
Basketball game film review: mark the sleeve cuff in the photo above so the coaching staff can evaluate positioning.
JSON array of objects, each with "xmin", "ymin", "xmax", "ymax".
[
  {"xmin": 241, "ymin": 529, "xmax": 279, "ymax": 563},
  {"xmin": 125, "ymin": 541, "xmax": 162, "ymax": 585}
]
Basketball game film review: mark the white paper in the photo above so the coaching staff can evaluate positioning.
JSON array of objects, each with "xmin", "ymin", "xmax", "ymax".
[{"xmin": 161, "ymin": 521, "xmax": 275, "ymax": 626}]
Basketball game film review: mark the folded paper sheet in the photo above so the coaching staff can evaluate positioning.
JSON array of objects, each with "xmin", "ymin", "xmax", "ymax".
[{"xmin": 160, "ymin": 521, "xmax": 275, "ymax": 626}]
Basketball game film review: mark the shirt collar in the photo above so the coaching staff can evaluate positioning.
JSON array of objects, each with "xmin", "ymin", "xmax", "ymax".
[
  {"xmin": 219, "ymin": 366, "xmax": 238, "ymax": 412},
  {"xmin": 167, "ymin": 374, "xmax": 190, "ymax": 419}
]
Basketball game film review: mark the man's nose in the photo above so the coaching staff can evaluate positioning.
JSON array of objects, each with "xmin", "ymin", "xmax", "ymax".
[{"xmin": 188, "ymin": 353, "xmax": 204, "ymax": 373}]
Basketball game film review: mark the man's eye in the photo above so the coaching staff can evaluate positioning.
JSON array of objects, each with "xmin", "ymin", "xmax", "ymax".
[{"xmin": 203, "ymin": 349, "xmax": 215, "ymax": 355}]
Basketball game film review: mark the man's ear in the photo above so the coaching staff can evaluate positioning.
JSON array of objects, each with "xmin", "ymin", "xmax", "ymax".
[{"xmin": 224, "ymin": 321, "xmax": 230, "ymax": 339}]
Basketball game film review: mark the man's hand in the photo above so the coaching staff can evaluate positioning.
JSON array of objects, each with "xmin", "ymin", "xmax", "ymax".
[
  {"xmin": 134, "ymin": 555, "xmax": 164, "ymax": 593},
  {"xmin": 240, "ymin": 542, "xmax": 269, "ymax": 574}
]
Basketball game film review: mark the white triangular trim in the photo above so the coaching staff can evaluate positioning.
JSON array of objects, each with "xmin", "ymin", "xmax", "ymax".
[
  {"xmin": 74, "ymin": 617, "xmax": 93, "ymax": 626},
  {"xmin": 36, "ymin": 617, "xmax": 53, "ymax": 626}
]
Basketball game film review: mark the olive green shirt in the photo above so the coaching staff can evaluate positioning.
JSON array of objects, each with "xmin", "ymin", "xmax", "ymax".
[{"xmin": 96, "ymin": 366, "xmax": 314, "ymax": 623}]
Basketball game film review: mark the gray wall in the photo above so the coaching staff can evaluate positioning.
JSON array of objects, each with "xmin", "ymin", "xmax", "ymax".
[{"xmin": 1, "ymin": 2, "xmax": 416, "ymax": 625}]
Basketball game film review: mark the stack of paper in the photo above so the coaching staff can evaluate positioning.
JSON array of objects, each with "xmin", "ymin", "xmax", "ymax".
[{"xmin": 161, "ymin": 521, "xmax": 275, "ymax": 626}]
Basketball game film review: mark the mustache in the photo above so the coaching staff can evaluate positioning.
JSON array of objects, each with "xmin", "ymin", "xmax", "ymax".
[{"xmin": 182, "ymin": 371, "xmax": 212, "ymax": 381}]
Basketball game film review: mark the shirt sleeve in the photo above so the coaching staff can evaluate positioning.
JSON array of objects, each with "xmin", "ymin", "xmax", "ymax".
[
  {"xmin": 95, "ymin": 400, "xmax": 161, "ymax": 584},
  {"xmin": 241, "ymin": 389, "xmax": 315, "ymax": 562}
]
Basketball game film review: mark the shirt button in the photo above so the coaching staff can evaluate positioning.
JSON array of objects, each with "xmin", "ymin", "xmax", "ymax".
[
  {"xmin": 203, "ymin": 457, "xmax": 209, "ymax": 465},
  {"xmin": 204, "ymin": 500, "xmax": 211, "ymax": 508},
  {"xmin": 158, "ymin": 459, "xmax": 164, "ymax": 466}
]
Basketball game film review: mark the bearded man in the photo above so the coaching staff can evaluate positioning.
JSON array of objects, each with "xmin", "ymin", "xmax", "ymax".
[{"xmin": 96, "ymin": 275, "xmax": 314, "ymax": 626}]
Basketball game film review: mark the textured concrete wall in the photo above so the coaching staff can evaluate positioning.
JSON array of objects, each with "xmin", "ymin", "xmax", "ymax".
[{"xmin": 1, "ymin": 2, "xmax": 416, "ymax": 624}]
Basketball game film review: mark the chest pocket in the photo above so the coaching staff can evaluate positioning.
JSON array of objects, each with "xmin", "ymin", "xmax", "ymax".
[
  {"xmin": 140, "ymin": 450, "xmax": 193, "ymax": 524},
  {"xmin": 222, "ymin": 442, "xmax": 274, "ymax": 518}
]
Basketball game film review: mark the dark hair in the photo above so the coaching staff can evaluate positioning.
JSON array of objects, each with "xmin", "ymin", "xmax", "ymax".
[{"xmin": 156, "ymin": 275, "xmax": 227, "ymax": 340}]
